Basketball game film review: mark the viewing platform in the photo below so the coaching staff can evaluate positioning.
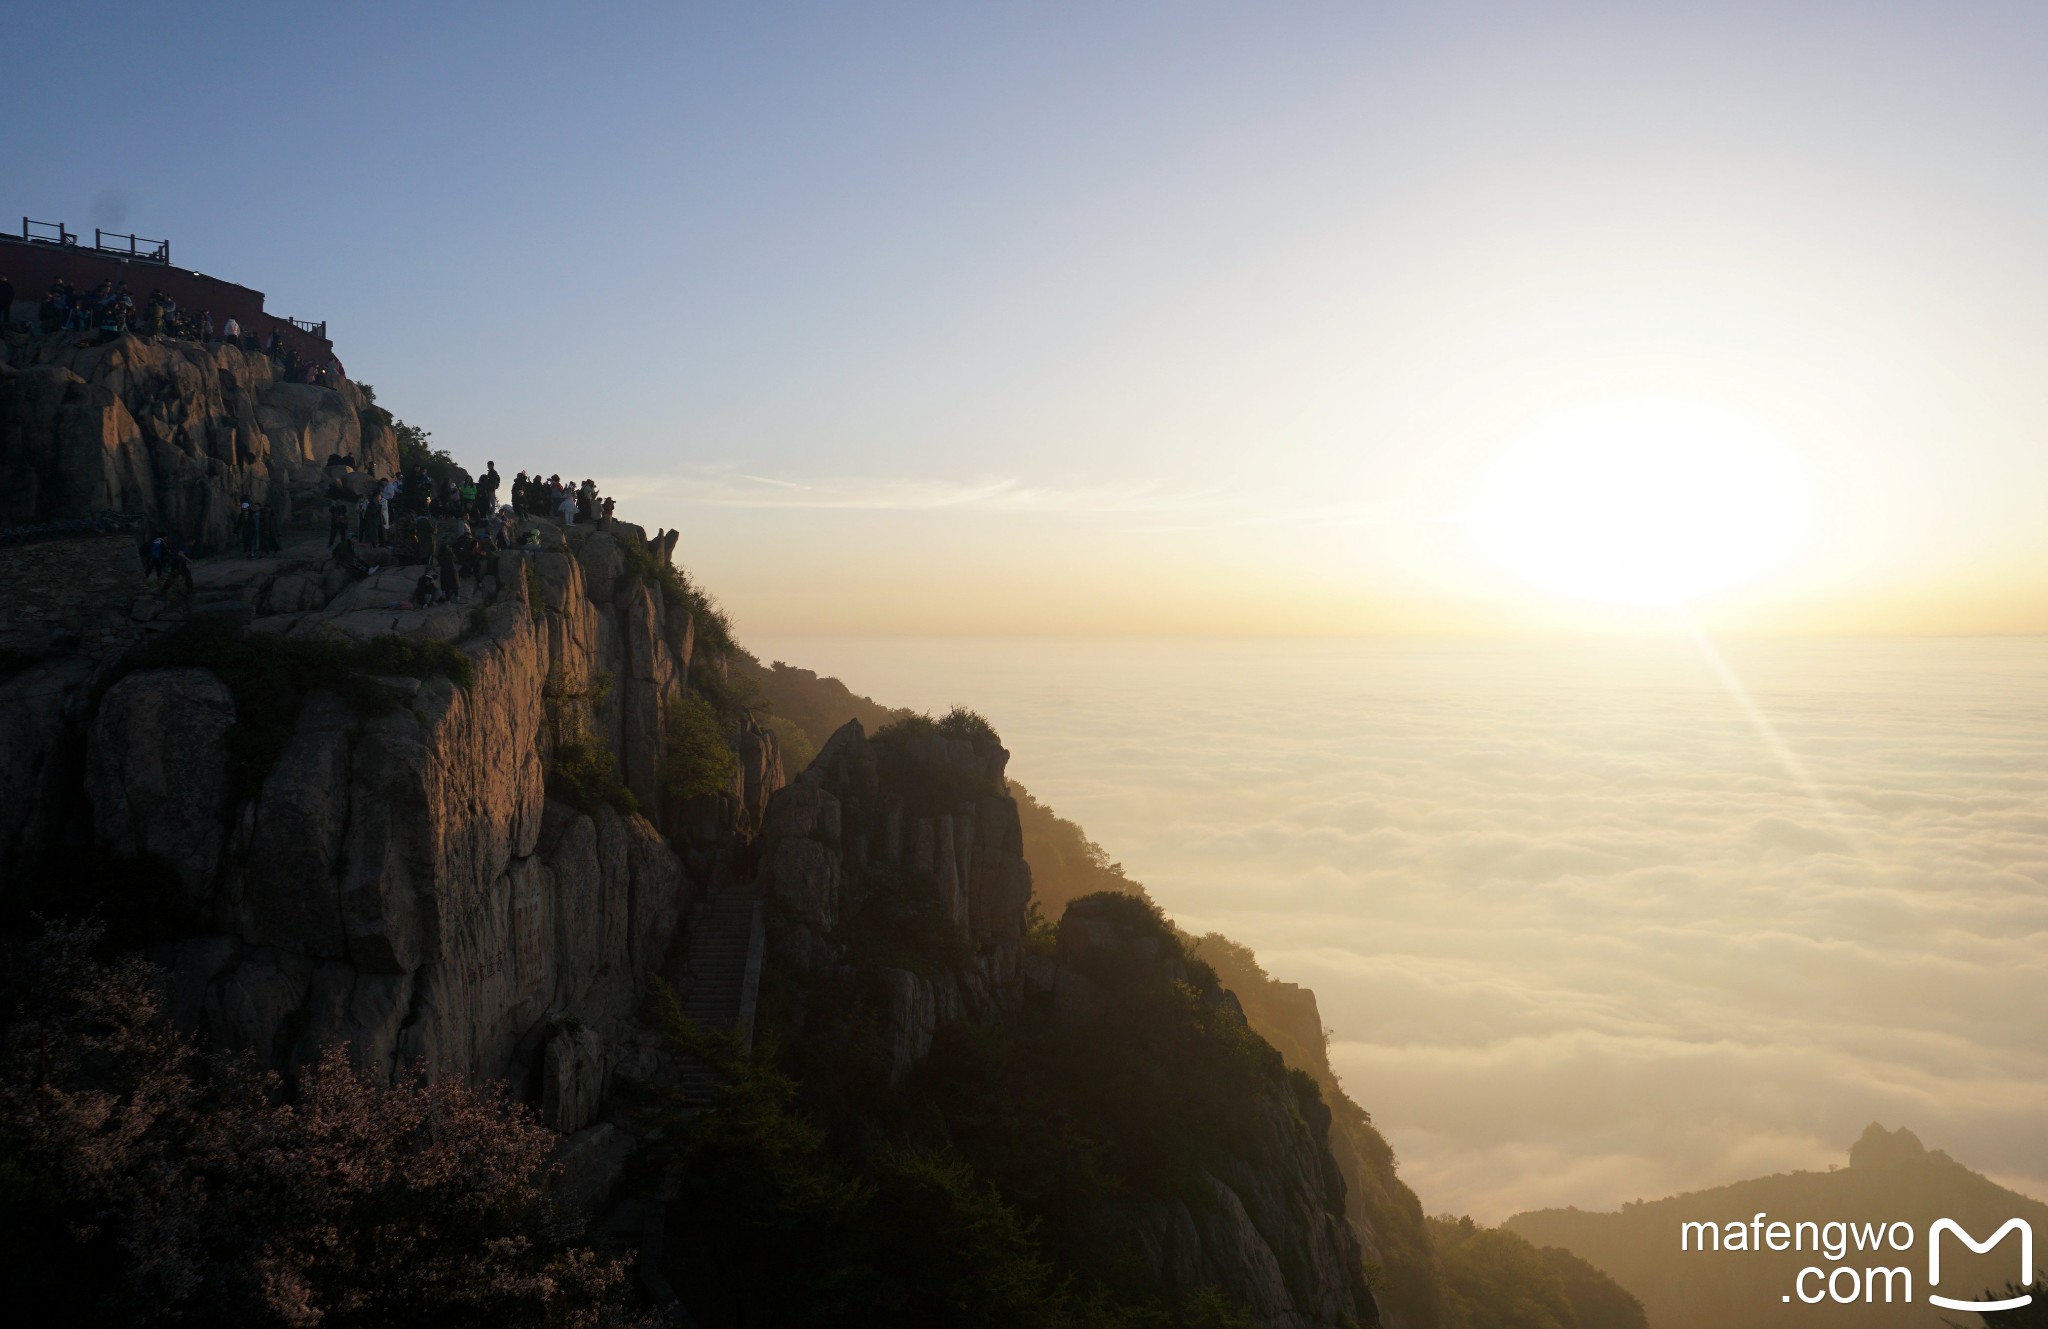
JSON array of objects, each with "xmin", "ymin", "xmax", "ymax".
[{"xmin": 2, "ymin": 216, "xmax": 337, "ymax": 372}]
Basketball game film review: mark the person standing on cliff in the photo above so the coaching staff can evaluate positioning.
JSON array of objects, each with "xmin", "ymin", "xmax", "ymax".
[
  {"xmin": 164, "ymin": 542, "xmax": 194, "ymax": 610},
  {"xmin": 437, "ymin": 540, "xmax": 462, "ymax": 603},
  {"xmin": 239, "ymin": 502, "xmax": 259, "ymax": 559},
  {"xmin": 481, "ymin": 461, "xmax": 501, "ymax": 514}
]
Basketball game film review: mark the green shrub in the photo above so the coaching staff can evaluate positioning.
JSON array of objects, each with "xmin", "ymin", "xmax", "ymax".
[
  {"xmin": 875, "ymin": 706, "xmax": 1001, "ymax": 746},
  {"xmin": 392, "ymin": 417, "xmax": 459, "ymax": 489},
  {"xmin": 353, "ymin": 633, "xmax": 475, "ymax": 690},
  {"xmin": 523, "ymin": 562, "xmax": 546, "ymax": 623},
  {"xmin": 539, "ymin": 667, "xmax": 635, "ymax": 817},
  {"xmin": 762, "ymin": 714, "xmax": 818, "ymax": 774},
  {"xmin": 661, "ymin": 691, "xmax": 738, "ymax": 803},
  {"xmin": 692, "ymin": 663, "xmax": 767, "ymax": 725},
  {"xmin": 615, "ymin": 537, "xmax": 738, "ymax": 658},
  {"xmin": 1065, "ymin": 891, "xmax": 1175, "ymax": 951},
  {"xmin": 1023, "ymin": 902, "xmax": 1059, "ymax": 957},
  {"xmin": 1428, "ymin": 1215, "xmax": 1594, "ymax": 1329},
  {"xmin": 547, "ymin": 735, "xmax": 638, "ymax": 817}
]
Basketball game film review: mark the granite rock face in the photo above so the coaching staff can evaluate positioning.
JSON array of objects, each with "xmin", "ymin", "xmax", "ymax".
[
  {"xmin": 86, "ymin": 666, "xmax": 236, "ymax": 893},
  {"xmin": 756, "ymin": 730, "xmax": 1375, "ymax": 1329},
  {"xmin": 18, "ymin": 505, "xmax": 777, "ymax": 1099},
  {"xmin": 0, "ymin": 330, "xmax": 396, "ymax": 549},
  {"xmin": 756, "ymin": 718, "xmax": 1034, "ymax": 1052}
]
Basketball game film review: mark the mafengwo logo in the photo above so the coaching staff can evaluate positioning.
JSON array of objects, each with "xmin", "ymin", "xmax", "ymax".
[{"xmin": 1679, "ymin": 1213, "xmax": 2033, "ymax": 1309}]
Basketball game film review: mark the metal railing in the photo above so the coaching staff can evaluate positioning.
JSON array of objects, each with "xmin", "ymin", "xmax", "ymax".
[
  {"xmin": 14, "ymin": 216, "xmax": 329, "ymax": 338},
  {"xmin": 93, "ymin": 229, "xmax": 169, "ymax": 264},
  {"xmin": 21, "ymin": 217, "xmax": 76, "ymax": 246}
]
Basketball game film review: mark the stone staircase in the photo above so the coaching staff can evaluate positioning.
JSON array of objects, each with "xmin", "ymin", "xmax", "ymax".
[{"xmin": 673, "ymin": 887, "xmax": 764, "ymax": 1102}]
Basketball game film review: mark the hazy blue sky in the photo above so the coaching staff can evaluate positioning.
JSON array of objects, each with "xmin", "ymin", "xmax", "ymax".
[{"xmin": 13, "ymin": 3, "xmax": 2048, "ymax": 633}]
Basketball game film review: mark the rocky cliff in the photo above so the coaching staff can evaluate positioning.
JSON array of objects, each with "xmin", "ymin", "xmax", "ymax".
[
  {"xmin": 752, "ymin": 716, "xmax": 1378, "ymax": 1328},
  {"xmin": 2, "ymin": 323, "xmax": 1406, "ymax": 1325},
  {"xmin": 1197, "ymin": 939, "xmax": 1449, "ymax": 1329},
  {"xmin": 0, "ymin": 328, "xmax": 396, "ymax": 548},
  {"xmin": 2, "ymin": 498, "xmax": 780, "ymax": 1141}
]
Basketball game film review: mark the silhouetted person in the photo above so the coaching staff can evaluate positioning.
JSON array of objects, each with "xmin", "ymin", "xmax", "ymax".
[{"xmin": 437, "ymin": 542, "xmax": 462, "ymax": 602}]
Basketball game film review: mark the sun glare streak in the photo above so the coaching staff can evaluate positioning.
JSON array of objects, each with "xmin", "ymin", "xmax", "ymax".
[{"xmin": 1678, "ymin": 621, "xmax": 1867, "ymax": 855}]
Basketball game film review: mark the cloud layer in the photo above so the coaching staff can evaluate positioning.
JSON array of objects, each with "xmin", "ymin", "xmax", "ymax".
[{"xmin": 755, "ymin": 634, "xmax": 2048, "ymax": 1221}]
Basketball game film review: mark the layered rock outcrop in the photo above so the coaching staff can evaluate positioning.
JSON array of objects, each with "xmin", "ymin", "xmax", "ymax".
[
  {"xmin": 3, "ymin": 506, "xmax": 778, "ymax": 1124},
  {"xmin": 757, "ymin": 718, "xmax": 1031, "ymax": 1034},
  {"xmin": 754, "ymin": 723, "xmax": 1377, "ymax": 1329},
  {"xmin": 0, "ymin": 329, "xmax": 396, "ymax": 548}
]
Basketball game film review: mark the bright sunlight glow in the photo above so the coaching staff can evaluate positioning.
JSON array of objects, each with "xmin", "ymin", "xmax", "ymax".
[{"xmin": 1482, "ymin": 409, "xmax": 1798, "ymax": 609}]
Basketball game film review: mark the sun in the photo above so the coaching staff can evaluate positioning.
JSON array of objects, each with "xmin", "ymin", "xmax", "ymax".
[{"xmin": 1481, "ymin": 409, "xmax": 1796, "ymax": 609}]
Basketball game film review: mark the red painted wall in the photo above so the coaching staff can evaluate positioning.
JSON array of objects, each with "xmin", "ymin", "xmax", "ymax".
[{"xmin": 0, "ymin": 235, "xmax": 341, "ymax": 373}]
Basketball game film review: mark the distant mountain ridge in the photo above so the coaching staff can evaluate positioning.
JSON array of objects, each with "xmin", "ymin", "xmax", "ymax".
[{"xmin": 1507, "ymin": 1124, "xmax": 2048, "ymax": 1328}]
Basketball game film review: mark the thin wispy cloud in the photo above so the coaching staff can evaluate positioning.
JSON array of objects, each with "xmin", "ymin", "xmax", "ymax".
[
  {"xmin": 602, "ymin": 466, "xmax": 1239, "ymax": 515},
  {"xmin": 603, "ymin": 466, "xmax": 1437, "ymax": 538}
]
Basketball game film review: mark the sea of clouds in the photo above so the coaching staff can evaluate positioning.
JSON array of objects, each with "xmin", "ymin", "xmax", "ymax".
[{"xmin": 750, "ymin": 634, "xmax": 2048, "ymax": 1222}]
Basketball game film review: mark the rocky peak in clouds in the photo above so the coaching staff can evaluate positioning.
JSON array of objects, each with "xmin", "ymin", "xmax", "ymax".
[
  {"xmin": 1508, "ymin": 1124, "xmax": 2048, "ymax": 1329},
  {"xmin": 1849, "ymin": 1121, "xmax": 1958, "ymax": 1171}
]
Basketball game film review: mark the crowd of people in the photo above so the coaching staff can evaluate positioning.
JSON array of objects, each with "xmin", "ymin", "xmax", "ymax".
[
  {"xmin": 313, "ymin": 459, "xmax": 619, "ymax": 608},
  {"xmin": 122, "ymin": 435, "xmax": 629, "ymax": 614},
  {"xmin": 2, "ymin": 273, "xmax": 339, "ymax": 385},
  {"xmin": 510, "ymin": 471, "xmax": 614, "ymax": 525}
]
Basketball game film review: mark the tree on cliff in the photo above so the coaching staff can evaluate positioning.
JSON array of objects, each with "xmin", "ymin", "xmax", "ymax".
[
  {"xmin": 0, "ymin": 920, "xmax": 635, "ymax": 1328},
  {"xmin": 1428, "ymin": 1214, "xmax": 1647, "ymax": 1329}
]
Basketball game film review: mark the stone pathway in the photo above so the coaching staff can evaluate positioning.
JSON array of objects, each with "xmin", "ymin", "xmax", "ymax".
[{"xmin": 672, "ymin": 887, "xmax": 765, "ymax": 1102}]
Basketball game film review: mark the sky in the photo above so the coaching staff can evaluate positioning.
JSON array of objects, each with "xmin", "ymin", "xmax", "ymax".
[{"xmin": 12, "ymin": 2, "xmax": 2048, "ymax": 635}]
